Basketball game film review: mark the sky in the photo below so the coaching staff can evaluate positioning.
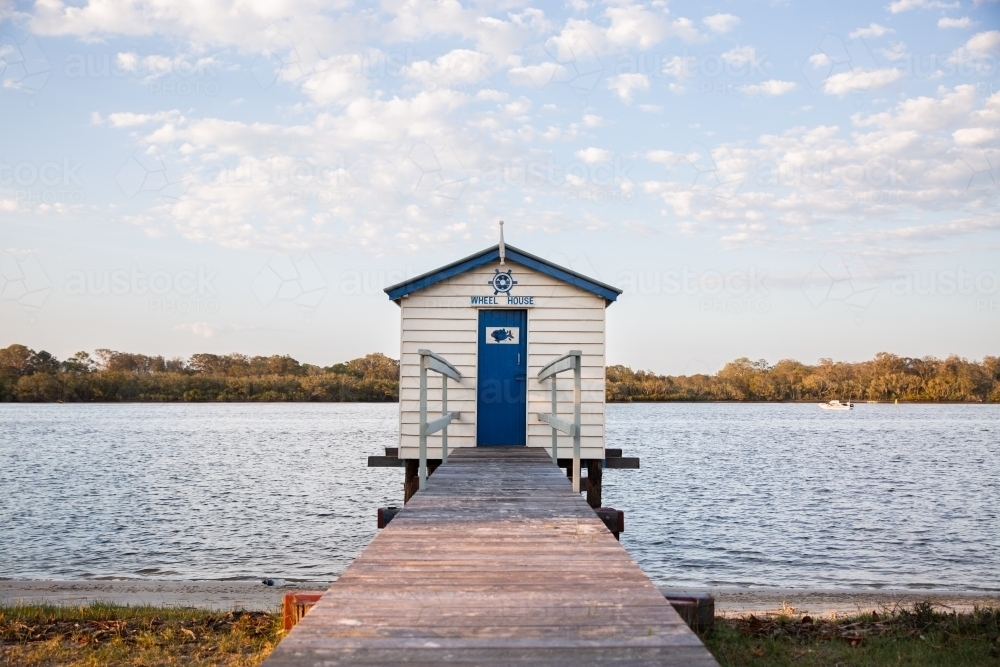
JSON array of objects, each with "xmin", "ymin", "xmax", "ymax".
[{"xmin": 1, "ymin": 0, "xmax": 998, "ymax": 375}]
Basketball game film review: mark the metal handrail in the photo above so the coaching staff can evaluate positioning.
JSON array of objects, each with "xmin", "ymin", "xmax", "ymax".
[
  {"xmin": 537, "ymin": 350, "xmax": 582, "ymax": 492},
  {"xmin": 418, "ymin": 349, "xmax": 461, "ymax": 491}
]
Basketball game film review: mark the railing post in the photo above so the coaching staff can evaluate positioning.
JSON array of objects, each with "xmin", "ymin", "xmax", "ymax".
[
  {"xmin": 550, "ymin": 377, "xmax": 558, "ymax": 463},
  {"xmin": 441, "ymin": 374, "xmax": 449, "ymax": 464},
  {"xmin": 414, "ymin": 349, "xmax": 461, "ymax": 493},
  {"xmin": 419, "ymin": 354, "xmax": 428, "ymax": 491},
  {"xmin": 572, "ymin": 353, "xmax": 581, "ymax": 494}
]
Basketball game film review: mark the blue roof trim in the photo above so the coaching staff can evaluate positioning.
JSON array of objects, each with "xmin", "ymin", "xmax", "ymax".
[
  {"xmin": 385, "ymin": 248, "xmax": 501, "ymax": 301},
  {"xmin": 384, "ymin": 244, "xmax": 622, "ymax": 303},
  {"xmin": 504, "ymin": 248, "xmax": 621, "ymax": 302}
]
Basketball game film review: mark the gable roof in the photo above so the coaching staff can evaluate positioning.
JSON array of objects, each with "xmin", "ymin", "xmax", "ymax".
[{"xmin": 384, "ymin": 244, "xmax": 623, "ymax": 304}]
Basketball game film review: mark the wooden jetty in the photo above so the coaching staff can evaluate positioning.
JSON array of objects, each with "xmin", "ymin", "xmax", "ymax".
[{"xmin": 263, "ymin": 448, "xmax": 718, "ymax": 666}]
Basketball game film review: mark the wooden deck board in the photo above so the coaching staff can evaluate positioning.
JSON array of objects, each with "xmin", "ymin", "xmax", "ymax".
[{"xmin": 263, "ymin": 447, "xmax": 718, "ymax": 666}]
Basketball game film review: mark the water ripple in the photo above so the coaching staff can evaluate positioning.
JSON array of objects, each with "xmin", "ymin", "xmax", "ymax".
[{"xmin": 1, "ymin": 402, "xmax": 997, "ymax": 590}]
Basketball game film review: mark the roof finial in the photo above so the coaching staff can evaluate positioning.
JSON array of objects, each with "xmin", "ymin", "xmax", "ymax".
[{"xmin": 498, "ymin": 220, "xmax": 506, "ymax": 266}]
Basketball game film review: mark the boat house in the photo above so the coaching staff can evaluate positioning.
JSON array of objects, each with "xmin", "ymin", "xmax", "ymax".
[{"xmin": 383, "ymin": 233, "xmax": 621, "ymax": 495}]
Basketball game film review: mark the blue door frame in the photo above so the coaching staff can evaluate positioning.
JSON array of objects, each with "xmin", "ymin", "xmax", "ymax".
[{"xmin": 476, "ymin": 309, "xmax": 527, "ymax": 446}]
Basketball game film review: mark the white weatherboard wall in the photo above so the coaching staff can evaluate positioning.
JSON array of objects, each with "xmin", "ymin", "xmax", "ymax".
[{"xmin": 397, "ymin": 259, "xmax": 607, "ymax": 460}]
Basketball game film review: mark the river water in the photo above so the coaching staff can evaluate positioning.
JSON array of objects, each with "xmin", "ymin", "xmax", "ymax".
[{"xmin": 1, "ymin": 403, "xmax": 997, "ymax": 590}]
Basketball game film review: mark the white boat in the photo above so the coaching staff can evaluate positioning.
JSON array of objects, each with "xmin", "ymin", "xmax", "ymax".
[{"xmin": 819, "ymin": 400, "xmax": 854, "ymax": 410}]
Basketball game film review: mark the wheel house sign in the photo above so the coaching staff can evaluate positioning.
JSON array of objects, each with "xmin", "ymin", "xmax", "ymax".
[{"xmin": 384, "ymin": 236, "xmax": 622, "ymax": 462}]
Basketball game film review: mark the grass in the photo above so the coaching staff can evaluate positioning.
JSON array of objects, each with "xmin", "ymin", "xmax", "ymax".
[
  {"xmin": 702, "ymin": 602, "xmax": 1000, "ymax": 666},
  {"xmin": 0, "ymin": 603, "xmax": 282, "ymax": 666},
  {"xmin": 2, "ymin": 601, "xmax": 998, "ymax": 666}
]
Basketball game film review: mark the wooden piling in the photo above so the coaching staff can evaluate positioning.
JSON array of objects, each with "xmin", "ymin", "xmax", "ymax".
[
  {"xmin": 586, "ymin": 458, "xmax": 603, "ymax": 508},
  {"xmin": 404, "ymin": 458, "xmax": 441, "ymax": 503}
]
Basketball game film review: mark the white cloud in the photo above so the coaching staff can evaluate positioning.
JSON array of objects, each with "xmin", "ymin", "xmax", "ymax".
[
  {"xmin": 720, "ymin": 45, "xmax": 759, "ymax": 68},
  {"xmin": 947, "ymin": 30, "xmax": 1000, "ymax": 65},
  {"xmin": 100, "ymin": 51, "xmax": 222, "ymax": 83},
  {"xmin": 702, "ymin": 13, "xmax": 740, "ymax": 34},
  {"xmin": 953, "ymin": 126, "xmax": 999, "ymax": 146},
  {"xmin": 809, "ymin": 53, "xmax": 833, "ymax": 68},
  {"xmin": 174, "ymin": 322, "xmax": 223, "ymax": 338},
  {"xmin": 295, "ymin": 54, "xmax": 372, "ymax": 105},
  {"xmin": 662, "ymin": 55, "xmax": 697, "ymax": 80},
  {"xmin": 938, "ymin": 16, "xmax": 976, "ymax": 28},
  {"xmin": 881, "ymin": 42, "xmax": 910, "ymax": 61},
  {"xmin": 547, "ymin": 6, "xmax": 702, "ymax": 61},
  {"xmin": 888, "ymin": 0, "xmax": 960, "ymax": 12},
  {"xmin": 605, "ymin": 5, "xmax": 676, "ymax": 48},
  {"xmin": 116, "ymin": 51, "xmax": 137, "ymax": 70},
  {"xmin": 91, "ymin": 86, "xmax": 490, "ymax": 251},
  {"xmin": 822, "ymin": 68, "xmax": 902, "ymax": 96},
  {"xmin": 640, "ymin": 85, "xmax": 998, "ymax": 252},
  {"xmin": 607, "ymin": 72, "xmax": 649, "ymax": 103},
  {"xmin": 741, "ymin": 80, "xmax": 797, "ymax": 96},
  {"xmin": 29, "ymin": 0, "xmax": 350, "ymax": 47},
  {"xmin": 576, "ymin": 147, "xmax": 613, "ymax": 164},
  {"xmin": 853, "ymin": 85, "xmax": 979, "ymax": 132},
  {"xmin": 97, "ymin": 110, "xmax": 185, "ymax": 127},
  {"xmin": 474, "ymin": 89, "xmax": 508, "ymax": 102},
  {"xmin": 546, "ymin": 18, "xmax": 608, "ymax": 60},
  {"xmin": 21, "ymin": 0, "xmax": 1000, "ymax": 259},
  {"xmin": 508, "ymin": 62, "xmax": 566, "ymax": 88},
  {"xmin": 404, "ymin": 49, "xmax": 493, "ymax": 85},
  {"xmin": 849, "ymin": 23, "xmax": 893, "ymax": 39},
  {"xmin": 646, "ymin": 150, "xmax": 678, "ymax": 166}
]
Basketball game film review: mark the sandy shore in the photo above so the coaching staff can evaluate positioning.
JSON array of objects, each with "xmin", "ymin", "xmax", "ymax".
[
  {"xmin": 3, "ymin": 580, "xmax": 996, "ymax": 615},
  {"xmin": 706, "ymin": 587, "xmax": 1000, "ymax": 616},
  {"xmin": 0, "ymin": 580, "xmax": 332, "ymax": 611}
]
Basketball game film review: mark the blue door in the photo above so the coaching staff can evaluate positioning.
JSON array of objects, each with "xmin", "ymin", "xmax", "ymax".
[{"xmin": 477, "ymin": 309, "xmax": 527, "ymax": 446}]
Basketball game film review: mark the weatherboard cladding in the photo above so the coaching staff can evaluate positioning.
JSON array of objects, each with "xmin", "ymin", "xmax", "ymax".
[
  {"xmin": 384, "ymin": 244, "xmax": 623, "ymax": 303},
  {"xmin": 396, "ymin": 258, "xmax": 608, "ymax": 458}
]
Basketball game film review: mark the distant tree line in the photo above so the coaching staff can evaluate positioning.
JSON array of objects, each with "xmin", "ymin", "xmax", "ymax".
[
  {"xmin": 607, "ymin": 353, "xmax": 1000, "ymax": 403},
  {"xmin": 0, "ymin": 345, "xmax": 399, "ymax": 402},
  {"xmin": 2, "ymin": 344, "xmax": 997, "ymax": 403}
]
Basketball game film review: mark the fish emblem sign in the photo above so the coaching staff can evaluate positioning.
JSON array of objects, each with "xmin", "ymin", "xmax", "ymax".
[
  {"xmin": 488, "ymin": 269, "xmax": 517, "ymax": 296},
  {"xmin": 485, "ymin": 326, "xmax": 519, "ymax": 344}
]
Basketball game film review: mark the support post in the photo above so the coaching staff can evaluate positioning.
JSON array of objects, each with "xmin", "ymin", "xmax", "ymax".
[
  {"xmin": 404, "ymin": 459, "xmax": 419, "ymax": 503},
  {"xmin": 586, "ymin": 459, "xmax": 603, "ymax": 509},
  {"xmin": 419, "ymin": 356, "xmax": 428, "ymax": 491},
  {"xmin": 550, "ymin": 377, "xmax": 558, "ymax": 463},
  {"xmin": 441, "ymin": 375, "xmax": 449, "ymax": 464},
  {"xmin": 572, "ymin": 354, "xmax": 581, "ymax": 494}
]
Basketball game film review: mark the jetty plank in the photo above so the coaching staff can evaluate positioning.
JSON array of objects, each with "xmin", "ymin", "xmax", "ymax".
[{"xmin": 263, "ymin": 447, "xmax": 717, "ymax": 666}]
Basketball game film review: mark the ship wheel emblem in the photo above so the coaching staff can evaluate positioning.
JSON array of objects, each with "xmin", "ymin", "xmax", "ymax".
[{"xmin": 488, "ymin": 269, "xmax": 517, "ymax": 295}]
